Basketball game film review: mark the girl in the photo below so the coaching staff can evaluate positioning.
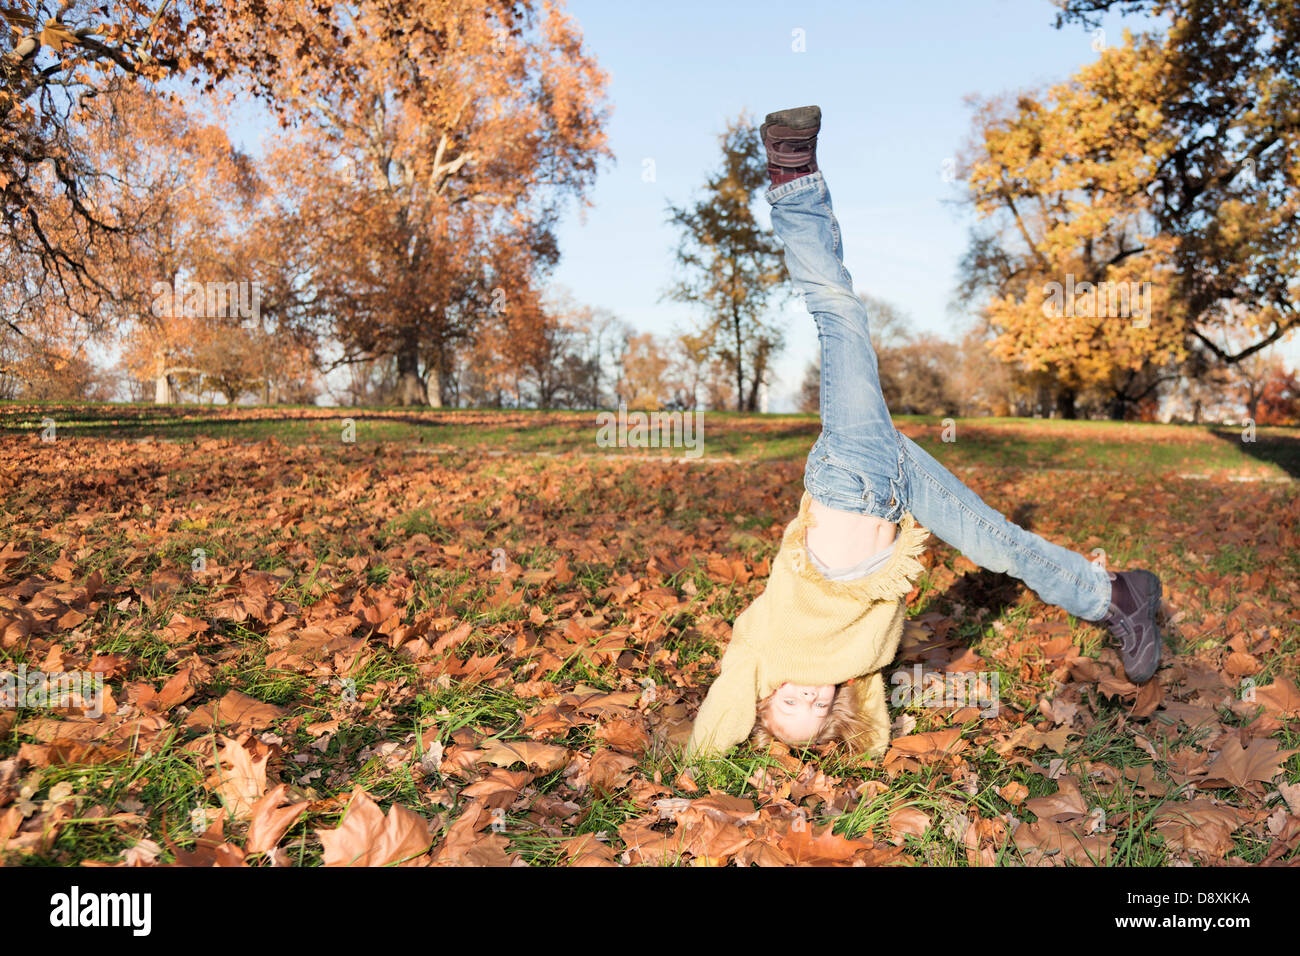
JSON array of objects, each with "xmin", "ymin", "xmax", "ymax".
[{"xmin": 684, "ymin": 106, "xmax": 1164, "ymax": 761}]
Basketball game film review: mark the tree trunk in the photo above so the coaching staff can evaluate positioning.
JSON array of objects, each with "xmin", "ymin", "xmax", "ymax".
[
  {"xmin": 1246, "ymin": 385, "xmax": 1263, "ymax": 422},
  {"xmin": 396, "ymin": 342, "xmax": 424, "ymax": 406},
  {"xmin": 154, "ymin": 350, "xmax": 172, "ymax": 404},
  {"xmin": 1056, "ymin": 386, "xmax": 1078, "ymax": 419},
  {"xmin": 425, "ymin": 364, "xmax": 443, "ymax": 408},
  {"xmin": 733, "ymin": 302, "xmax": 744, "ymax": 412}
]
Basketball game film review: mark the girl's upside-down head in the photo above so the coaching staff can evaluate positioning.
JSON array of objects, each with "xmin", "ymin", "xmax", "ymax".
[{"xmin": 750, "ymin": 680, "xmax": 874, "ymax": 754}]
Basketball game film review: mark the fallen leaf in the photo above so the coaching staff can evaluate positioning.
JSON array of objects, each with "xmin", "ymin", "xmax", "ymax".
[
  {"xmin": 245, "ymin": 784, "xmax": 309, "ymax": 855},
  {"xmin": 316, "ymin": 787, "xmax": 432, "ymax": 866}
]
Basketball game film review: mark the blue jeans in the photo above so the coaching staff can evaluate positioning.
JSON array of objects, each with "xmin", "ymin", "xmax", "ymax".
[{"xmin": 766, "ymin": 171, "xmax": 1111, "ymax": 622}]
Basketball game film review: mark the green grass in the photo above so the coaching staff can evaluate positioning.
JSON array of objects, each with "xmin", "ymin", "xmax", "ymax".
[
  {"xmin": 4, "ymin": 403, "xmax": 1297, "ymax": 478},
  {"xmin": 1, "ymin": 404, "xmax": 1296, "ymax": 867}
]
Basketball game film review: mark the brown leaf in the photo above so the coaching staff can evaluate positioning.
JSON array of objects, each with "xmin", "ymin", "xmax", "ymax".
[
  {"xmin": 1254, "ymin": 677, "xmax": 1300, "ymax": 718},
  {"xmin": 1153, "ymin": 801, "xmax": 1248, "ymax": 861},
  {"xmin": 1200, "ymin": 738, "xmax": 1299, "ymax": 789},
  {"xmin": 682, "ymin": 793, "xmax": 760, "ymax": 826},
  {"xmin": 185, "ymin": 690, "xmax": 285, "ymax": 734},
  {"xmin": 18, "ymin": 739, "xmax": 125, "ymax": 767},
  {"xmin": 1013, "ymin": 817, "xmax": 1113, "ymax": 866},
  {"xmin": 561, "ymin": 832, "xmax": 617, "ymax": 867},
  {"xmin": 583, "ymin": 749, "xmax": 638, "ymax": 796},
  {"xmin": 461, "ymin": 768, "xmax": 532, "ymax": 809},
  {"xmin": 167, "ymin": 817, "xmax": 248, "ymax": 867},
  {"xmin": 159, "ymin": 612, "xmax": 210, "ymax": 644},
  {"xmin": 888, "ymin": 806, "xmax": 930, "ymax": 844},
  {"xmin": 477, "ymin": 739, "xmax": 569, "ymax": 774},
  {"xmin": 595, "ymin": 718, "xmax": 650, "ymax": 755},
  {"xmin": 432, "ymin": 799, "xmax": 515, "ymax": 866},
  {"xmin": 998, "ymin": 781, "xmax": 1029, "ymax": 806},
  {"xmin": 777, "ymin": 821, "xmax": 875, "ymax": 865},
  {"xmin": 1024, "ymin": 774, "xmax": 1089, "ymax": 823},
  {"xmin": 245, "ymin": 784, "xmax": 308, "ymax": 856},
  {"xmin": 205, "ymin": 733, "xmax": 271, "ymax": 820},
  {"xmin": 679, "ymin": 814, "xmax": 751, "ymax": 863},
  {"xmin": 316, "ymin": 787, "xmax": 432, "ymax": 866},
  {"xmin": 88, "ymin": 653, "xmax": 130, "ymax": 680},
  {"xmin": 145, "ymin": 666, "xmax": 198, "ymax": 712}
]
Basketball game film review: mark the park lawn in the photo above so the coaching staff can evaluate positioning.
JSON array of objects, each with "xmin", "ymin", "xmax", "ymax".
[
  {"xmin": 0, "ymin": 406, "xmax": 1297, "ymax": 866},
  {"xmin": 2, "ymin": 402, "xmax": 1298, "ymax": 478}
]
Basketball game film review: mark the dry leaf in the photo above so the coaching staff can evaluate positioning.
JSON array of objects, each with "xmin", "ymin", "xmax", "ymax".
[{"xmin": 316, "ymin": 787, "xmax": 432, "ymax": 866}]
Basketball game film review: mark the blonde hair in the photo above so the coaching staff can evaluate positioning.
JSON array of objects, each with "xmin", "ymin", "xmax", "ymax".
[{"xmin": 750, "ymin": 680, "xmax": 877, "ymax": 755}]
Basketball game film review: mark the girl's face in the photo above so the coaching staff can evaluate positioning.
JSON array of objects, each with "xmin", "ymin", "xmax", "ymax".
[{"xmin": 766, "ymin": 682, "xmax": 836, "ymax": 744}]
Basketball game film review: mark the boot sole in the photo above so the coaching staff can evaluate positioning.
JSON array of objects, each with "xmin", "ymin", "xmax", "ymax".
[
  {"xmin": 761, "ymin": 105, "xmax": 821, "ymax": 137},
  {"xmin": 1127, "ymin": 569, "xmax": 1163, "ymax": 683}
]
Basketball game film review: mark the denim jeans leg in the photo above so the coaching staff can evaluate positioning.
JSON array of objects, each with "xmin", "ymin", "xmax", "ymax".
[
  {"xmin": 765, "ymin": 171, "xmax": 904, "ymax": 523},
  {"xmin": 897, "ymin": 430, "xmax": 1112, "ymax": 621}
]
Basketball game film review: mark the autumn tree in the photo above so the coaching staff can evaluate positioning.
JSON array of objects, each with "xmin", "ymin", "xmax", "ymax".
[
  {"xmin": 262, "ymin": 0, "xmax": 611, "ymax": 407},
  {"xmin": 1255, "ymin": 359, "xmax": 1300, "ymax": 425},
  {"xmin": 0, "ymin": 309, "xmax": 108, "ymax": 399},
  {"xmin": 962, "ymin": 1, "xmax": 1300, "ymax": 418},
  {"xmin": 1, "ymin": 4, "xmax": 332, "ymax": 405},
  {"xmin": 664, "ymin": 114, "xmax": 786, "ymax": 412},
  {"xmin": 616, "ymin": 332, "xmax": 675, "ymax": 409},
  {"xmin": 557, "ymin": 297, "xmax": 628, "ymax": 409},
  {"xmin": 797, "ymin": 358, "xmax": 819, "ymax": 414},
  {"xmin": 669, "ymin": 329, "xmax": 727, "ymax": 411},
  {"xmin": 949, "ymin": 322, "xmax": 1033, "ymax": 417},
  {"xmin": 0, "ymin": 0, "xmax": 331, "ymax": 336},
  {"xmin": 1054, "ymin": 0, "xmax": 1300, "ymax": 365},
  {"xmin": 958, "ymin": 43, "xmax": 1185, "ymax": 419},
  {"xmin": 77, "ymin": 85, "xmax": 267, "ymax": 404},
  {"xmin": 799, "ymin": 294, "xmax": 1033, "ymax": 418}
]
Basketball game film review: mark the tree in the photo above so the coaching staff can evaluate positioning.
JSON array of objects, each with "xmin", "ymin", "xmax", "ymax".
[
  {"xmin": 798, "ymin": 358, "xmax": 820, "ymax": 414},
  {"xmin": 1255, "ymin": 360, "xmax": 1300, "ymax": 426},
  {"xmin": 962, "ymin": 1, "xmax": 1300, "ymax": 418},
  {"xmin": 1054, "ymin": 0, "xmax": 1300, "ymax": 366},
  {"xmin": 84, "ymin": 86, "xmax": 262, "ymax": 404},
  {"xmin": 797, "ymin": 294, "xmax": 1027, "ymax": 418},
  {"xmin": 949, "ymin": 322, "xmax": 1031, "ymax": 417},
  {"xmin": 664, "ymin": 114, "xmax": 786, "ymax": 411},
  {"xmin": 0, "ymin": 315, "xmax": 109, "ymax": 400},
  {"xmin": 615, "ymin": 332, "xmax": 672, "ymax": 409},
  {"xmin": 266, "ymin": 0, "xmax": 611, "ymax": 407},
  {"xmin": 0, "ymin": 0, "xmax": 337, "ymax": 337},
  {"xmin": 193, "ymin": 326, "xmax": 262, "ymax": 404},
  {"xmin": 959, "ymin": 44, "xmax": 1185, "ymax": 418},
  {"xmin": 570, "ymin": 305, "xmax": 626, "ymax": 409}
]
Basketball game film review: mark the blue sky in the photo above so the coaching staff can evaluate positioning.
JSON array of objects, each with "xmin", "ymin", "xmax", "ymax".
[
  {"xmin": 544, "ymin": 0, "xmax": 1153, "ymax": 409},
  {"xmin": 221, "ymin": 0, "xmax": 1298, "ymax": 409}
]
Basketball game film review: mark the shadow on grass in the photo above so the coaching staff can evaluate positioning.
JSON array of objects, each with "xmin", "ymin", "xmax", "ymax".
[
  {"xmin": 1204, "ymin": 426, "xmax": 1300, "ymax": 479},
  {"xmin": 925, "ymin": 502, "xmax": 1043, "ymax": 630}
]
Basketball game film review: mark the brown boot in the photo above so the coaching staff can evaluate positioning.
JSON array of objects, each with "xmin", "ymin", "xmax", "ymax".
[
  {"xmin": 1099, "ymin": 569, "xmax": 1164, "ymax": 683},
  {"xmin": 759, "ymin": 105, "xmax": 821, "ymax": 186}
]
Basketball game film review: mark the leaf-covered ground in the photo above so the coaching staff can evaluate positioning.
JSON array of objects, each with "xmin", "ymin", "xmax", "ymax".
[{"xmin": 1, "ymin": 408, "xmax": 1298, "ymax": 866}]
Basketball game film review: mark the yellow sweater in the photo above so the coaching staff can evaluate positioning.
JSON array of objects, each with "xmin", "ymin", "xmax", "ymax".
[{"xmin": 684, "ymin": 492, "xmax": 930, "ymax": 761}]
